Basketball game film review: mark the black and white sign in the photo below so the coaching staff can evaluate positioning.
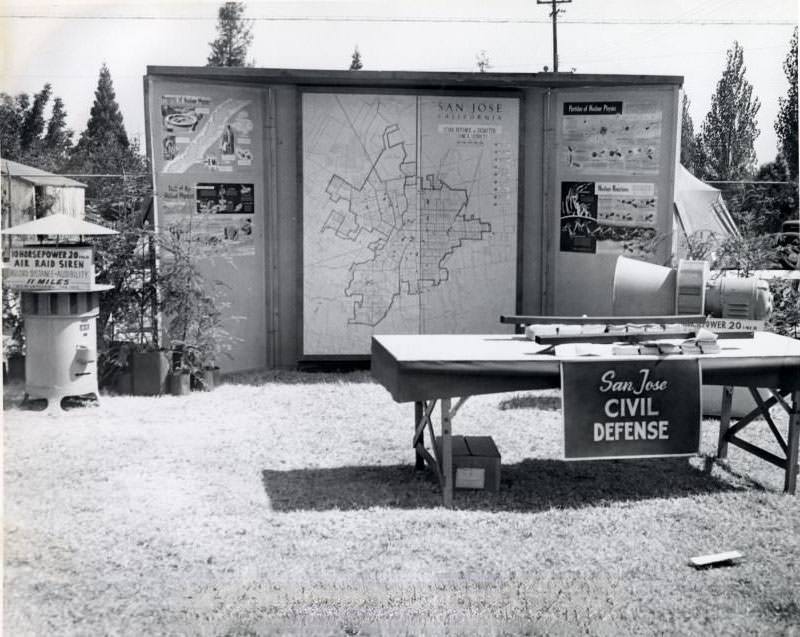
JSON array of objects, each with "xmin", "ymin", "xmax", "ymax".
[{"xmin": 561, "ymin": 358, "xmax": 701, "ymax": 460}]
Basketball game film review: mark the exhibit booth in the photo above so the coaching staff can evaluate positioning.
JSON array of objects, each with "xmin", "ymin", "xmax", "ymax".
[{"xmin": 144, "ymin": 68, "xmax": 682, "ymax": 372}]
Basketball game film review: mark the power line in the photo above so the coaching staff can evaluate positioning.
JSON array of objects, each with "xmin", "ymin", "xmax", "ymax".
[{"xmin": 0, "ymin": 14, "xmax": 795, "ymax": 25}]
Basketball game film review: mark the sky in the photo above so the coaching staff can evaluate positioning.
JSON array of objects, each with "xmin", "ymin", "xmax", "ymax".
[{"xmin": 0, "ymin": 0, "xmax": 797, "ymax": 166}]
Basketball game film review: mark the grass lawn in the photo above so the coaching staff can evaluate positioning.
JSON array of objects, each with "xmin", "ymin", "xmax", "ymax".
[{"xmin": 3, "ymin": 371, "xmax": 799, "ymax": 636}]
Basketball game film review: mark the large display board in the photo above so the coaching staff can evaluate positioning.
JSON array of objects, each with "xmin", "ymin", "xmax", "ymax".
[
  {"xmin": 302, "ymin": 93, "xmax": 519, "ymax": 356},
  {"xmin": 551, "ymin": 89, "xmax": 678, "ymax": 316},
  {"xmin": 148, "ymin": 80, "xmax": 266, "ymax": 372}
]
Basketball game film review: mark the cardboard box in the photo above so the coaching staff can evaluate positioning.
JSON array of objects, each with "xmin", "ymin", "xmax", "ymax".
[{"xmin": 436, "ymin": 435, "xmax": 501, "ymax": 492}]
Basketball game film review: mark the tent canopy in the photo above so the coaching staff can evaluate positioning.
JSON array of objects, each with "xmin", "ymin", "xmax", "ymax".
[
  {"xmin": 2, "ymin": 212, "xmax": 117, "ymax": 236},
  {"xmin": 674, "ymin": 164, "xmax": 739, "ymax": 239}
]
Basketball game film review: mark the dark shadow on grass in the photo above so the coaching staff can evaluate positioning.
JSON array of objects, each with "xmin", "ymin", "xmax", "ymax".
[
  {"xmin": 498, "ymin": 393, "xmax": 561, "ymax": 411},
  {"xmin": 262, "ymin": 456, "xmax": 745, "ymax": 512},
  {"xmin": 225, "ymin": 369, "xmax": 374, "ymax": 387}
]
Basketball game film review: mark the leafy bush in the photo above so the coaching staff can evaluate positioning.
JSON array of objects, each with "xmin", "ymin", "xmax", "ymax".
[{"xmin": 157, "ymin": 221, "xmax": 232, "ymax": 379}]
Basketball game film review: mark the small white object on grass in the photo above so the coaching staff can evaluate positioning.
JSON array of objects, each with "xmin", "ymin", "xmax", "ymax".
[{"xmin": 689, "ymin": 550, "xmax": 743, "ymax": 568}]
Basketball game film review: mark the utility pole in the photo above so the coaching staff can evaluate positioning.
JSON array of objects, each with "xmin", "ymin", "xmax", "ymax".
[{"xmin": 537, "ymin": 0, "xmax": 572, "ymax": 72}]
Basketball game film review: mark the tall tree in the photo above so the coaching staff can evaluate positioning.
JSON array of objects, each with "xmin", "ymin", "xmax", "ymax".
[
  {"xmin": 697, "ymin": 41, "xmax": 761, "ymax": 181},
  {"xmin": 69, "ymin": 64, "xmax": 131, "ymax": 173},
  {"xmin": 775, "ymin": 27, "xmax": 798, "ymax": 180},
  {"xmin": 19, "ymin": 83, "xmax": 51, "ymax": 153},
  {"xmin": 679, "ymin": 93, "xmax": 697, "ymax": 171},
  {"xmin": 67, "ymin": 64, "xmax": 146, "ymax": 220},
  {"xmin": 349, "ymin": 46, "xmax": 363, "ymax": 70},
  {"xmin": 207, "ymin": 2, "xmax": 253, "ymax": 67},
  {"xmin": 41, "ymin": 97, "xmax": 74, "ymax": 171},
  {"xmin": 0, "ymin": 93, "xmax": 24, "ymax": 158},
  {"xmin": 0, "ymin": 85, "xmax": 73, "ymax": 171}
]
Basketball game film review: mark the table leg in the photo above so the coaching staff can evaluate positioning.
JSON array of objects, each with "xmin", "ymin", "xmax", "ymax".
[
  {"xmin": 716, "ymin": 385, "xmax": 734, "ymax": 459},
  {"xmin": 414, "ymin": 401, "xmax": 425, "ymax": 471},
  {"xmin": 785, "ymin": 390, "xmax": 799, "ymax": 495},
  {"xmin": 441, "ymin": 397, "xmax": 453, "ymax": 508}
]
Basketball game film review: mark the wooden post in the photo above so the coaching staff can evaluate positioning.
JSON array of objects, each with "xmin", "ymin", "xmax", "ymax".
[
  {"xmin": 716, "ymin": 385, "xmax": 734, "ymax": 459},
  {"xmin": 785, "ymin": 390, "xmax": 799, "ymax": 495},
  {"xmin": 441, "ymin": 397, "xmax": 453, "ymax": 508},
  {"xmin": 414, "ymin": 401, "xmax": 425, "ymax": 471}
]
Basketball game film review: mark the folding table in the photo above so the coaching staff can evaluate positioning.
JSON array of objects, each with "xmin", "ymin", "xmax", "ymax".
[{"xmin": 371, "ymin": 332, "xmax": 800, "ymax": 507}]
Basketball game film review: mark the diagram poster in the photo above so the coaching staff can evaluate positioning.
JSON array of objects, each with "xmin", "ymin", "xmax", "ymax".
[
  {"xmin": 560, "ymin": 181, "xmax": 658, "ymax": 257},
  {"xmin": 302, "ymin": 92, "xmax": 519, "ymax": 356},
  {"xmin": 159, "ymin": 94, "xmax": 255, "ymax": 174},
  {"xmin": 196, "ymin": 183, "xmax": 255, "ymax": 215},
  {"xmin": 561, "ymin": 101, "xmax": 662, "ymax": 176},
  {"xmin": 560, "ymin": 181, "xmax": 598, "ymax": 253},
  {"xmin": 150, "ymin": 83, "xmax": 262, "ymax": 258}
]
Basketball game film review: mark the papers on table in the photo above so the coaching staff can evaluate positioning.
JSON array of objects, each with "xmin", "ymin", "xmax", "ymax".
[{"xmin": 551, "ymin": 328, "xmax": 721, "ymax": 357}]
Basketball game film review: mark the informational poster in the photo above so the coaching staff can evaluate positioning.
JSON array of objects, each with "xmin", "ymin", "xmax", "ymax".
[
  {"xmin": 3, "ymin": 246, "xmax": 94, "ymax": 290},
  {"xmin": 562, "ymin": 358, "xmax": 701, "ymax": 460},
  {"xmin": 560, "ymin": 181, "xmax": 658, "ymax": 256},
  {"xmin": 152, "ymin": 85, "xmax": 262, "ymax": 257},
  {"xmin": 303, "ymin": 93, "xmax": 519, "ymax": 355},
  {"xmin": 196, "ymin": 183, "xmax": 255, "ymax": 215},
  {"xmin": 560, "ymin": 182, "xmax": 597, "ymax": 253},
  {"xmin": 159, "ymin": 94, "xmax": 255, "ymax": 174},
  {"xmin": 561, "ymin": 101, "xmax": 662, "ymax": 176}
]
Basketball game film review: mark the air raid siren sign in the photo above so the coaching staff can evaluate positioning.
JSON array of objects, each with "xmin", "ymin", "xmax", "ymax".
[
  {"xmin": 561, "ymin": 358, "xmax": 701, "ymax": 459},
  {"xmin": 4, "ymin": 246, "xmax": 94, "ymax": 290}
]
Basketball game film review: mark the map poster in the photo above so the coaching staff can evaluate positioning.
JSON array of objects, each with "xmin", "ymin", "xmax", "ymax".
[
  {"xmin": 561, "ymin": 358, "xmax": 701, "ymax": 460},
  {"xmin": 302, "ymin": 92, "xmax": 519, "ymax": 356},
  {"xmin": 196, "ymin": 183, "xmax": 255, "ymax": 215},
  {"xmin": 560, "ymin": 102, "xmax": 662, "ymax": 175},
  {"xmin": 560, "ymin": 182, "xmax": 597, "ymax": 253}
]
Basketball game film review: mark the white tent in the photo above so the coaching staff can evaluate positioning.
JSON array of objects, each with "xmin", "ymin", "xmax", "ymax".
[{"xmin": 673, "ymin": 164, "xmax": 739, "ymax": 257}]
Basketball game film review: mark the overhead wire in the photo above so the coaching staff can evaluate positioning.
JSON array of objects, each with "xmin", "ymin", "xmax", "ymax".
[{"xmin": 0, "ymin": 13, "xmax": 795, "ymax": 25}]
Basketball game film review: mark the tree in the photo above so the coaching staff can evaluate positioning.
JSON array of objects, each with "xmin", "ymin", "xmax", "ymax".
[
  {"xmin": 476, "ymin": 50, "xmax": 492, "ymax": 73},
  {"xmin": 69, "ymin": 64, "xmax": 142, "ymax": 181},
  {"xmin": 0, "ymin": 93, "xmax": 24, "ymax": 158},
  {"xmin": 207, "ymin": 2, "xmax": 253, "ymax": 67},
  {"xmin": 349, "ymin": 46, "xmax": 363, "ymax": 71},
  {"xmin": 19, "ymin": 83, "xmax": 51, "ymax": 152},
  {"xmin": 697, "ymin": 41, "xmax": 760, "ymax": 181},
  {"xmin": 41, "ymin": 97, "xmax": 74, "ymax": 171},
  {"xmin": 775, "ymin": 27, "xmax": 798, "ymax": 180},
  {"xmin": 0, "ymin": 85, "xmax": 74, "ymax": 171},
  {"xmin": 679, "ymin": 93, "xmax": 697, "ymax": 171}
]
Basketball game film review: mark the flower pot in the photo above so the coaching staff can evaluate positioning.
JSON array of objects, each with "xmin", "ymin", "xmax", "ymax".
[
  {"xmin": 4, "ymin": 354, "xmax": 25, "ymax": 382},
  {"xmin": 192, "ymin": 367, "xmax": 216, "ymax": 392},
  {"xmin": 115, "ymin": 371, "xmax": 132, "ymax": 395},
  {"xmin": 130, "ymin": 350, "xmax": 170, "ymax": 396},
  {"xmin": 169, "ymin": 371, "xmax": 191, "ymax": 396}
]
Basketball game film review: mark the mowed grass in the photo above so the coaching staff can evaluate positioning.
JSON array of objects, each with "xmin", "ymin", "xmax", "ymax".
[{"xmin": 3, "ymin": 371, "xmax": 800, "ymax": 636}]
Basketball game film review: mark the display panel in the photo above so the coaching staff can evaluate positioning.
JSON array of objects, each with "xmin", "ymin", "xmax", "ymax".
[{"xmin": 302, "ymin": 93, "xmax": 520, "ymax": 356}]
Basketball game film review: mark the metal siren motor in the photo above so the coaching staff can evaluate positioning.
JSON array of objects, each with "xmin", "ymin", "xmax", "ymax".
[{"xmin": 612, "ymin": 255, "xmax": 771, "ymax": 320}]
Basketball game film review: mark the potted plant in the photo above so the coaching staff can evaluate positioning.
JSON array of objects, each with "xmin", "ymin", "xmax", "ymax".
[
  {"xmin": 2, "ymin": 288, "xmax": 25, "ymax": 382},
  {"xmin": 92, "ymin": 200, "xmax": 171, "ymax": 395},
  {"xmin": 168, "ymin": 347, "xmax": 192, "ymax": 396},
  {"xmin": 158, "ymin": 222, "xmax": 230, "ymax": 392}
]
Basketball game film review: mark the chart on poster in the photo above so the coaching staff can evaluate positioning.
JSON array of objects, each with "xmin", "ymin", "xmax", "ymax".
[
  {"xmin": 153, "ymin": 88, "xmax": 262, "ymax": 257},
  {"xmin": 302, "ymin": 93, "xmax": 519, "ymax": 356}
]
